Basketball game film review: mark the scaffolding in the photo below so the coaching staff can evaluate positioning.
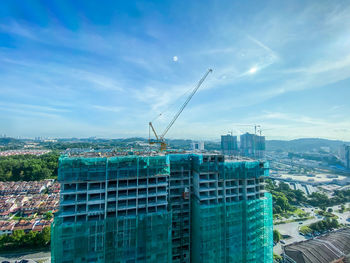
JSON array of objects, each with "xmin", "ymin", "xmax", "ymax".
[
  {"xmin": 52, "ymin": 153, "xmax": 273, "ymax": 263},
  {"xmin": 191, "ymin": 193, "xmax": 272, "ymax": 263},
  {"xmin": 53, "ymin": 154, "xmax": 172, "ymax": 262},
  {"xmin": 191, "ymin": 157, "xmax": 273, "ymax": 263},
  {"xmin": 51, "ymin": 212, "xmax": 172, "ymax": 263},
  {"xmin": 58, "ymin": 155, "xmax": 170, "ymax": 182},
  {"xmin": 168, "ymin": 154, "xmax": 193, "ymax": 263}
]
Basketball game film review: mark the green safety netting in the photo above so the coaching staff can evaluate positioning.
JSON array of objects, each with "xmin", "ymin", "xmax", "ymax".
[
  {"xmin": 58, "ymin": 155, "xmax": 170, "ymax": 182},
  {"xmin": 52, "ymin": 212, "xmax": 172, "ymax": 263},
  {"xmin": 53, "ymin": 154, "xmax": 272, "ymax": 263},
  {"xmin": 191, "ymin": 193, "xmax": 273, "ymax": 263}
]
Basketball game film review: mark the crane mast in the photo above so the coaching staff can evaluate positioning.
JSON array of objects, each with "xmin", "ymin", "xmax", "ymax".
[{"xmin": 149, "ymin": 68, "xmax": 213, "ymax": 151}]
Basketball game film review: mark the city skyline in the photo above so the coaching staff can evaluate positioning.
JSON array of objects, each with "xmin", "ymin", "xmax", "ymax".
[{"xmin": 1, "ymin": 0, "xmax": 350, "ymax": 140}]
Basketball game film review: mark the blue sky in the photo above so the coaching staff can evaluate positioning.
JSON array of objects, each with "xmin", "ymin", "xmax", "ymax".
[{"xmin": 1, "ymin": 0, "xmax": 350, "ymax": 140}]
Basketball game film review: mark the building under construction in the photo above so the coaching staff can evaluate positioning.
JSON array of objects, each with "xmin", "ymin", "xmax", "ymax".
[
  {"xmin": 221, "ymin": 134, "xmax": 238, "ymax": 155},
  {"xmin": 51, "ymin": 151, "xmax": 273, "ymax": 263},
  {"xmin": 240, "ymin": 132, "xmax": 266, "ymax": 159}
]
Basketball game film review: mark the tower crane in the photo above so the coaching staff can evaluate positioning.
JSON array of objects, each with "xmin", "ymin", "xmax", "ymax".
[
  {"xmin": 233, "ymin": 124, "xmax": 261, "ymax": 135},
  {"xmin": 257, "ymin": 127, "xmax": 273, "ymax": 136},
  {"xmin": 149, "ymin": 68, "xmax": 213, "ymax": 151}
]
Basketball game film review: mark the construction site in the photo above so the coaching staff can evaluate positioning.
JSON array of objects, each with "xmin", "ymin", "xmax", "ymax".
[
  {"xmin": 51, "ymin": 152, "xmax": 273, "ymax": 263},
  {"xmin": 51, "ymin": 69, "xmax": 273, "ymax": 262}
]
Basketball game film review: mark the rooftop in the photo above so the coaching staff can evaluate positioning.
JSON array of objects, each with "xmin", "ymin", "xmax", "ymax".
[
  {"xmin": 61, "ymin": 148, "xmax": 258, "ymax": 163},
  {"xmin": 284, "ymin": 228, "xmax": 350, "ymax": 263},
  {"xmin": 62, "ymin": 148, "xmax": 169, "ymax": 158}
]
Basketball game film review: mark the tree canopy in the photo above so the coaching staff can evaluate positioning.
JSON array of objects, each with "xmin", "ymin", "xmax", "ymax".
[
  {"xmin": 0, "ymin": 152, "xmax": 59, "ymax": 181},
  {"xmin": 273, "ymin": 229, "xmax": 281, "ymax": 243},
  {"xmin": 0, "ymin": 227, "xmax": 51, "ymax": 250}
]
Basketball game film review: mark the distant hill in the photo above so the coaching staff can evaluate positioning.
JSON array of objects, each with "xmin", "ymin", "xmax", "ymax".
[
  {"xmin": 266, "ymin": 138, "xmax": 348, "ymax": 153},
  {"xmin": 0, "ymin": 137, "xmax": 25, "ymax": 151},
  {"xmin": 0, "ymin": 137, "xmax": 23, "ymax": 145},
  {"xmin": 1, "ymin": 136, "xmax": 348, "ymax": 153}
]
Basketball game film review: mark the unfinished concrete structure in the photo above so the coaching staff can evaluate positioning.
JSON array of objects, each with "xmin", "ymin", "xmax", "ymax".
[
  {"xmin": 240, "ymin": 132, "xmax": 266, "ymax": 159},
  {"xmin": 169, "ymin": 154, "xmax": 192, "ymax": 263},
  {"xmin": 52, "ymin": 151, "xmax": 273, "ymax": 263},
  {"xmin": 221, "ymin": 134, "xmax": 238, "ymax": 156}
]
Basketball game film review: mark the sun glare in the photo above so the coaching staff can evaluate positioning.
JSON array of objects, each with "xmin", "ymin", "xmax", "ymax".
[{"xmin": 249, "ymin": 66, "xmax": 258, "ymax": 74}]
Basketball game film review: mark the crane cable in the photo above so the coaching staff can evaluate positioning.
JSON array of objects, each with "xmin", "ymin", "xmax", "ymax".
[{"xmin": 151, "ymin": 84, "xmax": 196, "ymax": 123}]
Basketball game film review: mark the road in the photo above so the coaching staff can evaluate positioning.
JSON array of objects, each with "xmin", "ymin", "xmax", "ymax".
[
  {"xmin": 0, "ymin": 250, "xmax": 50, "ymax": 263},
  {"xmin": 328, "ymin": 203, "xmax": 350, "ymax": 225},
  {"xmin": 273, "ymin": 203, "xmax": 350, "ymax": 255},
  {"xmin": 273, "ymin": 217, "xmax": 321, "ymax": 255}
]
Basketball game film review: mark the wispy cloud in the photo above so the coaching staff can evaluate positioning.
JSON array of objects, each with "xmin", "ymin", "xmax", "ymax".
[
  {"xmin": 1, "ymin": 1, "xmax": 350, "ymax": 140},
  {"xmin": 70, "ymin": 69, "xmax": 124, "ymax": 92},
  {"xmin": 247, "ymin": 35, "xmax": 279, "ymax": 60},
  {"xmin": 0, "ymin": 22, "xmax": 37, "ymax": 40},
  {"xmin": 0, "ymin": 102, "xmax": 70, "ymax": 113},
  {"xmin": 92, "ymin": 105, "xmax": 124, "ymax": 112},
  {"xmin": 0, "ymin": 107, "xmax": 61, "ymax": 119}
]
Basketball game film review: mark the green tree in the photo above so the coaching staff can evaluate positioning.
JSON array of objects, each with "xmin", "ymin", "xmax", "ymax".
[
  {"xmin": 330, "ymin": 218, "xmax": 339, "ymax": 228},
  {"xmin": 309, "ymin": 192, "xmax": 329, "ymax": 207},
  {"xmin": 273, "ymin": 230, "xmax": 281, "ymax": 243},
  {"xmin": 294, "ymin": 190, "xmax": 306, "ymax": 203},
  {"xmin": 278, "ymin": 182, "xmax": 290, "ymax": 192},
  {"xmin": 39, "ymin": 227, "xmax": 51, "ymax": 246},
  {"xmin": 340, "ymin": 204, "xmax": 345, "ymax": 212},
  {"xmin": 274, "ymin": 205, "xmax": 282, "ymax": 214},
  {"xmin": 0, "ymin": 152, "xmax": 59, "ymax": 181},
  {"xmin": 44, "ymin": 211, "xmax": 53, "ymax": 220},
  {"xmin": 22, "ymin": 231, "xmax": 37, "ymax": 247},
  {"xmin": 11, "ymin": 230, "xmax": 25, "ymax": 245},
  {"xmin": 276, "ymin": 195, "xmax": 290, "ymax": 211},
  {"xmin": 320, "ymin": 206, "xmax": 327, "ymax": 211},
  {"xmin": 273, "ymin": 253, "xmax": 282, "ymax": 262}
]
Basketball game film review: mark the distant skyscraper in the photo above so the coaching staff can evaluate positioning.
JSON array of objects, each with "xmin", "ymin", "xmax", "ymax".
[
  {"xmin": 52, "ymin": 152, "xmax": 273, "ymax": 263},
  {"xmin": 240, "ymin": 132, "xmax": 265, "ymax": 159},
  {"xmin": 340, "ymin": 144, "xmax": 350, "ymax": 169},
  {"xmin": 221, "ymin": 134, "xmax": 238, "ymax": 155}
]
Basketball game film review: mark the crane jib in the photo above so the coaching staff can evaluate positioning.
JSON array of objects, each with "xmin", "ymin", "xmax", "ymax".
[{"xmin": 148, "ymin": 68, "xmax": 213, "ymax": 151}]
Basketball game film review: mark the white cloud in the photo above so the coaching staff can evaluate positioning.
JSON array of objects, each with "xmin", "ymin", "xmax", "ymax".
[
  {"xmin": 71, "ymin": 69, "xmax": 124, "ymax": 92},
  {"xmin": 92, "ymin": 105, "xmax": 124, "ymax": 112},
  {"xmin": 0, "ymin": 23, "xmax": 37, "ymax": 40},
  {"xmin": 247, "ymin": 35, "xmax": 279, "ymax": 61},
  {"xmin": 0, "ymin": 102, "xmax": 70, "ymax": 113}
]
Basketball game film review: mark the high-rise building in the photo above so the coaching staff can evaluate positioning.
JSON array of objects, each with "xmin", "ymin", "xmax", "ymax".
[
  {"xmin": 221, "ymin": 134, "xmax": 238, "ymax": 155},
  {"xmin": 240, "ymin": 132, "xmax": 265, "ymax": 159},
  {"xmin": 51, "ymin": 151, "xmax": 273, "ymax": 263},
  {"xmin": 340, "ymin": 144, "xmax": 350, "ymax": 169}
]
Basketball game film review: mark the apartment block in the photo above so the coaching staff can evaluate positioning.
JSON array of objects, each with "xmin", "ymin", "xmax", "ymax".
[
  {"xmin": 51, "ymin": 152, "xmax": 272, "ymax": 263},
  {"xmin": 221, "ymin": 134, "xmax": 238, "ymax": 155},
  {"xmin": 52, "ymin": 155, "xmax": 172, "ymax": 262},
  {"xmin": 191, "ymin": 154, "xmax": 272, "ymax": 263},
  {"xmin": 340, "ymin": 144, "xmax": 350, "ymax": 169},
  {"xmin": 240, "ymin": 132, "xmax": 266, "ymax": 159}
]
